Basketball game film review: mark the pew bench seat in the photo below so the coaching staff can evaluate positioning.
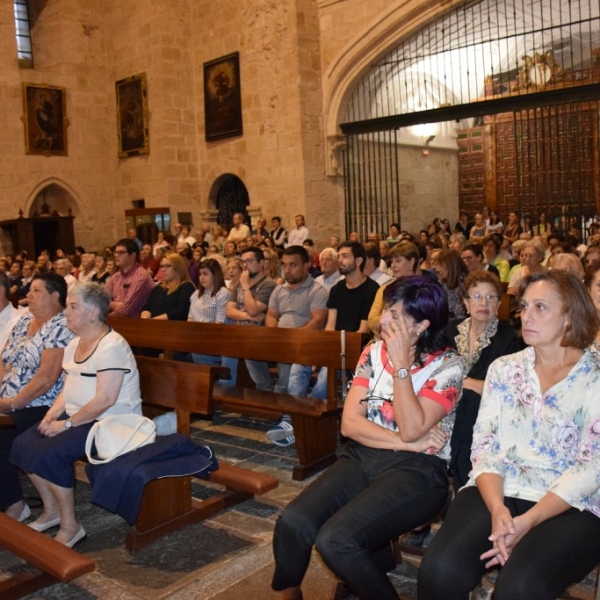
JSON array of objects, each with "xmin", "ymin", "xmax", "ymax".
[{"xmin": 0, "ymin": 512, "xmax": 95, "ymax": 600}]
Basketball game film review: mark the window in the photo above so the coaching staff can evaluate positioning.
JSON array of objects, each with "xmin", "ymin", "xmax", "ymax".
[{"xmin": 14, "ymin": 0, "xmax": 33, "ymax": 68}]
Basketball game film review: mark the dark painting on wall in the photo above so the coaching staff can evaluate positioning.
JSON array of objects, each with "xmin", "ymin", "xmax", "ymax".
[
  {"xmin": 116, "ymin": 72, "xmax": 149, "ymax": 158},
  {"xmin": 23, "ymin": 84, "xmax": 68, "ymax": 156},
  {"xmin": 204, "ymin": 52, "xmax": 243, "ymax": 141}
]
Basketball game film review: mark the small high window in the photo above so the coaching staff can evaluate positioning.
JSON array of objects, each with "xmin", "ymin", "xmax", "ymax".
[{"xmin": 14, "ymin": 0, "xmax": 33, "ymax": 68}]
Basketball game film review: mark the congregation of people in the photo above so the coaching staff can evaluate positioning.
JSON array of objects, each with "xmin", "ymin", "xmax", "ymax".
[{"xmin": 1, "ymin": 206, "xmax": 600, "ymax": 599}]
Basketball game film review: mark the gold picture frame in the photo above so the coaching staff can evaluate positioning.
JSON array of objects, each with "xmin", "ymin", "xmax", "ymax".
[
  {"xmin": 116, "ymin": 72, "xmax": 149, "ymax": 158},
  {"xmin": 22, "ymin": 84, "xmax": 68, "ymax": 156}
]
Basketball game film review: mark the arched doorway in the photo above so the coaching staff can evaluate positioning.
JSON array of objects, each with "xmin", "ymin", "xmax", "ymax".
[{"xmin": 209, "ymin": 174, "xmax": 251, "ymax": 231}]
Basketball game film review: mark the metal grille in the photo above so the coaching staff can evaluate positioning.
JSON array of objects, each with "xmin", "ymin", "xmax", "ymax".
[
  {"xmin": 344, "ymin": 131, "xmax": 401, "ymax": 237},
  {"xmin": 341, "ymin": 0, "xmax": 600, "ymax": 235},
  {"xmin": 344, "ymin": 0, "xmax": 600, "ymax": 124},
  {"xmin": 513, "ymin": 101, "xmax": 598, "ymax": 227}
]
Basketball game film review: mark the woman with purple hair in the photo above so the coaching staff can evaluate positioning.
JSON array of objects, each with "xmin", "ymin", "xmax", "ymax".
[{"xmin": 272, "ymin": 276, "xmax": 463, "ymax": 600}]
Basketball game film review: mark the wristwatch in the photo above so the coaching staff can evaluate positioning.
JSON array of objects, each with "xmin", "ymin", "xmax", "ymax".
[
  {"xmin": 393, "ymin": 368, "xmax": 410, "ymax": 379},
  {"xmin": 64, "ymin": 419, "xmax": 74, "ymax": 429}
]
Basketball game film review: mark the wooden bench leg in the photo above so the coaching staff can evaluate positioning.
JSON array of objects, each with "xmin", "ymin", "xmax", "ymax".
[
  {"xmin": 0, "ymin": 571, "xmax": 60, "ymax": 600},
  {"xmin": 126, "ymin": 474, "xmax": 257, "ymax": 552},
  {"xmin": 290, "ymin": 414, "xmax": 338, "ymax": 481}
]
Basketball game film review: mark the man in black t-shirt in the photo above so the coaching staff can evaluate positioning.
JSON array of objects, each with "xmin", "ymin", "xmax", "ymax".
[{"xmin": 287, "ymin": 241, "xmax": 379, "ymax": 398}]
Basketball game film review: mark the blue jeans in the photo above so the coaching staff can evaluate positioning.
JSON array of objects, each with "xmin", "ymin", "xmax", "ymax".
[
  {"xmin": 272, "ymin": 443, "xmax": 448, "ymax": 598},
  {"xmin": 245, "ymin": 360, "xmax": 275, "ymax": 391},
  {"xmin": 287, "ymin": 365, "xmax": 327, "ymax": 399},
  {"xmin": 190, "ymin": 353, "xmax": 221, "ymax": 366},
  {"xmin": 219, "ymin": 356, "xmax": 238, "ymax": 385}
]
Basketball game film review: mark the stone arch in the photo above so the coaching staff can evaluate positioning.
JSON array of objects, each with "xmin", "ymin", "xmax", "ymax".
[
  {"xmin": 207, "ymin": 173, "xmax": 250, "ymax": 231},
  {"xmin": 25, "ymin": 177, "xmax": 83, "ymax": 218},
  {"xmin": 322, "ymin": 0, "xmax": 464, "ymax": 139}
]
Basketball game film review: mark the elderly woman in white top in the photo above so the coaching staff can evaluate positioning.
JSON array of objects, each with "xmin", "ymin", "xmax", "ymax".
[
  {"xmin": 188, "ymin": 258, "xmax": 229, "ymax": 365},
  {"xmin": 11, "ymin": 283, "xmax": 142, "ymax": 548}
]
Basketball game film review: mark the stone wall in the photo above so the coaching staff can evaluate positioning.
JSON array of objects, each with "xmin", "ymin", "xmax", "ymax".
[{"xmin": 0, "ymin": 0, "xmax": 458, "ymax": 253}]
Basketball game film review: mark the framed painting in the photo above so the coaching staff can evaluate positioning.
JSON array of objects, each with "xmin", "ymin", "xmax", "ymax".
[
  {"xmin": 116, "ymin": 72, "xmax": 149, "ymax": 158},
  {"xmin": 22, "ymin": 84, "xmax": 68, "ymax": 156},
  {"xmin": 203, "ymin": 52, "xmax": 243, "ymax": 141}
]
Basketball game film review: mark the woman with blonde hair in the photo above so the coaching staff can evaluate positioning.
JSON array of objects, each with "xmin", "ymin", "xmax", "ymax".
[
  {"xmin": 140, "ymin": 253, "xmax": 195, "ymax": 321},
  {"xmin": 262, "ymin": 247, "xmax": 284, "ymax": 284}
]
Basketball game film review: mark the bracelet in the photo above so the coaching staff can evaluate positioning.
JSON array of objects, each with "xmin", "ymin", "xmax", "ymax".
[
  {"xmin": 10, "ymin": 398, "xmax": 15, "ymax": 413},
  {"xmin": 242, "ymin": 288, "xmax": 250, "ymax": 292},
  {"xmin": 393, "ymin": 431, "xmax": 398, "ymax": 452}
]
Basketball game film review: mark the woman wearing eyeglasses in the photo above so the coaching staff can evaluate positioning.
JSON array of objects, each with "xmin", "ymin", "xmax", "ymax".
[
  {"xmin": 140, "ymin": 253, "xmax": 195, "ymax": 321},
  {"xmin": 272, "ymin": 276, "xmax": 463, "ymax": 600},
  {"xmin": 443, "ymin": 271, "xmax": 522, "ymax": 490}
]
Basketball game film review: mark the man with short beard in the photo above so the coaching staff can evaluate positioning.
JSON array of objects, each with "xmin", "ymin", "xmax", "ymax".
[
  {"xmin": 265, "ymin": 246, "xmax": 328, "ymax": 446},
  {"xmin": 220, "ymin": 247, "xmax": 277, "ymax": 387},
  {"xmin": 286, "ymin": 241, "xmax": 379, "ymax": 406}
]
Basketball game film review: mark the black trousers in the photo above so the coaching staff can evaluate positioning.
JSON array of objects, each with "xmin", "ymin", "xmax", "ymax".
[
  {"xmin": 0, "ymin": 405, "xmax": 48, "ymax": 510},
  {"xmin": 272, "ymin": 443, "xmax": 449, "ymax": 599},
  {"xmin": 419, "ymin": 486, "xmax": 600, "ymax": 600}
]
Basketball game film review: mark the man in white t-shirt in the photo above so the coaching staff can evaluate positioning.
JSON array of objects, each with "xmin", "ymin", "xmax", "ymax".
[{"xmin": 287, "ymin": 214, "xmax": 309, "ymax": 247}]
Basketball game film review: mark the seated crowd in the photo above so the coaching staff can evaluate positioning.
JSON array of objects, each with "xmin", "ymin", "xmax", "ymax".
[{"xmin": 1, "ymin": 207, "xmax": 600, "ymax": 600}]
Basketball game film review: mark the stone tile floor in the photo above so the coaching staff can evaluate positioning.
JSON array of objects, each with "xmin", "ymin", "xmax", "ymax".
[
  {"xmin": 0, "ymin": 412, "xmax": 421, "ymax": 599},
  {"xmin": 9, "ymin": 411, "xmax": 597, "ymax": 599}
]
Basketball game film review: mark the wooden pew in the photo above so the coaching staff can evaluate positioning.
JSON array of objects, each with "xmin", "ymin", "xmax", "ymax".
[
  {"xmin": 0, "ymin": 512, "xmax": 95, "ymax": 600},
  {"xmin": 125, "ymin": 356, "xmax": 278, "ymax": 551},
  {"xmin": 107, "ymin": 318, "xmax": 369, "ymax": 481}
]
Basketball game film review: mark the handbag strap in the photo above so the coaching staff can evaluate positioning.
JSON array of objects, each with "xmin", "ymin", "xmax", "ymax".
[{"xmin": 85, "ymin": 416, "xmax": 154, "ymax": 465}]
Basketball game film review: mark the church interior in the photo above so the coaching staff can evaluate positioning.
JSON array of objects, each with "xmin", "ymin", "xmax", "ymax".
[{"xmin": 1, "ymin": 1, "xmax": 600, "ymax": 598}]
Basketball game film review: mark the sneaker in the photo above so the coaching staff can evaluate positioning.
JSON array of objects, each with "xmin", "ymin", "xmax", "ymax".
[
  {"xmin": 18, "ymin": 503, "xmax": 31, "ymax": 522},
  {"xmin": 266, "ymin": 417, "xmax": 295, "ymax": 447}
]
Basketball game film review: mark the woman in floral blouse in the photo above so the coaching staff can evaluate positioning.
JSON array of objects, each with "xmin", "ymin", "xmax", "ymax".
[
  {"xmin": 420, "ymin": 270, "xmax": 600, "ymax": 600},
  {"xmin": 272, "ymin": 276, "xmax": 463, "ymax": 600}
]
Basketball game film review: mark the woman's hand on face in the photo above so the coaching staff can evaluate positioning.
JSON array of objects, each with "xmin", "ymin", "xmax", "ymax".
[{"xmin": 380, "ymin": 312, "xmax": 413, "ymax": 366}]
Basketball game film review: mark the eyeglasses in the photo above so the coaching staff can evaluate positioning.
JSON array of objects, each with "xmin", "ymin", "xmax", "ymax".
[
  {"xmin": 240, "ymin": 258, "xmax": 258, "ymax": 265},
  {"xmin": 467, "ymin": 293, "xmax": 500, "ymax": 304},
  {"xmin": 113, "ymin": 250, "xmax": 128, "ymax": 256},
  {"xmin": 160, "ymin": 264, "xmax": 173, "ymax": 269},
  {"xmin": 359, "ymin": 395, "xmax": 393, "ymax": 405},
  {"xmin": 520, "ymin": 253, "xmax": 537, "ymax": 259}
]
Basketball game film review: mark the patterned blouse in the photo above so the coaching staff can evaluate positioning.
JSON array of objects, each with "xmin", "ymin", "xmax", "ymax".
[
  {"xmin": 455, "ymin": 316, "xmax": 498, "ymax": 373},
  {"xmin": 188, "ymin": 286, "xmax": 229, "ymax": 323},
  {"xmin": 1, "ymin": 312, "xmax": 74, "ymax": 408},
  {"xmin": 469, "ymin": 347, "xmax": 600, "ymax": 516},
  {"xmin": 352, "ymin": 341, "xmax": 464, "ymax": 462}
]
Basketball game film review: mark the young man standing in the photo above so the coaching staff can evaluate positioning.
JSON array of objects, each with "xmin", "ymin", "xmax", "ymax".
[{"xmin": 287, "ymin": 215, "xmax": 309, "ymax": 247}]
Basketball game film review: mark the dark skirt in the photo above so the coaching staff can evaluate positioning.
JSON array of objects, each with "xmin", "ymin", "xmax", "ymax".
[{"xmin": 10, "ymin": 418, "xmax": 94, "ymax": 488}]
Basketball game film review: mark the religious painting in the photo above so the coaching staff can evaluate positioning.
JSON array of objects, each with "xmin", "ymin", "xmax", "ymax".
[
  {"xmin": 22, "ymin": 84, "xmax": 68, "ymax": 156},
  {"xmin": 116, "ymin": 72, "xmax": 149, "ymax": 158},
  {"xmin": 203, "ymin": 52, "xmax": 243, "ymax": 141}
]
